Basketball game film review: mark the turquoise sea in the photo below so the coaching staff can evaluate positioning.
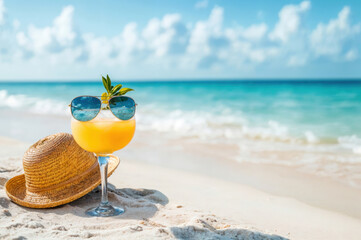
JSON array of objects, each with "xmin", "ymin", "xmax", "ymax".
[
  {"xmin": 1, "ymin": 80, "xmax": 361, "ymax": 141},
  {"xmin": 1, "ymin": 80, "xmax": 361, "ymax": 186}
]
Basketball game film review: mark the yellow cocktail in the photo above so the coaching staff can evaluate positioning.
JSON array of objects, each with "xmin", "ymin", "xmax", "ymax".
[
  {"xmin": 70, "ymin": 77, "xmax": 136, "ymax": 217},
  {"xmin": 71, "ymin": 112, "xmax": 135, "ymax": 155}
]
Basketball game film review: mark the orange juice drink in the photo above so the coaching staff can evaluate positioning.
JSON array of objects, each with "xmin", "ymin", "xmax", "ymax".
[{"xmin": 71, "ymin": 112, "xmax": 135, "ymax": 155}]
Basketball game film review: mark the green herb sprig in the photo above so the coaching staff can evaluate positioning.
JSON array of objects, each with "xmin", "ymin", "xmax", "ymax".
[{"xmin": 101, "ymin": 75, "xmax": 134, "ymax": 105}]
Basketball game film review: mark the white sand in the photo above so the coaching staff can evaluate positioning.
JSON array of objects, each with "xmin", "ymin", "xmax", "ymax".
[{"xmin": 1, "ymin": 137, "xmax": 361, "ymax": 239}]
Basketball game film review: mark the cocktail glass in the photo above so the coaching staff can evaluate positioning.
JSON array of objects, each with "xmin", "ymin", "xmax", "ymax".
[{"xmin": 71, "ymin": 109, "xmax": 135, "ymax": 217}]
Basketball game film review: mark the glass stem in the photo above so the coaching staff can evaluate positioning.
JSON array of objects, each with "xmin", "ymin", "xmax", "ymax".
[{"xmin": 98, "ymin": 155, "xmax": 109, "ymax": 206}]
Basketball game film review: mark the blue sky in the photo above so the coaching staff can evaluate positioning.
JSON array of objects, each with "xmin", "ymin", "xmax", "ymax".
[{"xmin": 0, "ymin": 0, "xmax": 360, "ymax": 80}]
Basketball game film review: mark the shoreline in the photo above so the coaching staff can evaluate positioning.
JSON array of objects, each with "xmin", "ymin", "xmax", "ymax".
[
  {"xmin": 2, "ymin": 126, "xmax": 361, "ymax": 220},
  {"xmin": 120, "ymin": 131, "xmax": 361, "ymax": 220}
]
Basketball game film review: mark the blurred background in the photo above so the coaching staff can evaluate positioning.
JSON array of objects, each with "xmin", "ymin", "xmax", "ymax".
[
  {"xmin": 0, "ymin": 0, "xmax": 361, "ymax": 211},
  {"xmin": 0, "ymin": 0, "xmax": 361, "ymax": 79}
]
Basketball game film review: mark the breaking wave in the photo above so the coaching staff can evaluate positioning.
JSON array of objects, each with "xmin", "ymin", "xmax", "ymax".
[
  {"xmin": 0, "ymin": 90, "xmax": 69, "ymax": 115},
  {"xmin": 1, "ymin": 90, "xmax": 360, "ymax": 155}
]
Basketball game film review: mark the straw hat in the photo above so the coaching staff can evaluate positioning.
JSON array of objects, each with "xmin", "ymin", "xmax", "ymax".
[{"xmin": 5, "ymin": 133, "xmax": 119, "ymax": 208}]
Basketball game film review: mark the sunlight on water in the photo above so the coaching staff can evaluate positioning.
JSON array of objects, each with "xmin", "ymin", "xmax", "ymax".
[{"xmin": 1, "ymin": 81, "xmax": 361, "ymax": 188}]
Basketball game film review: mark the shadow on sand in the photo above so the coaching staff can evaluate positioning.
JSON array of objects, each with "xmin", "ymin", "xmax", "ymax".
[
  {"xmin": 171, "ymin": 225, "xmax": 288, "ymax": 240},
  {"xmin": 7, "ymin": 183, "xmax": 290, "ymax": 239},
  {"xmin": 26, "ymin": 183, "xmax": 169, "ymax": 220}
]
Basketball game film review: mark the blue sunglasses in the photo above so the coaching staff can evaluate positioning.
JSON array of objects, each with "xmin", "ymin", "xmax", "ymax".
[{"xmin": 70, "ymin": 95, "xmax": 137, "ymax": 122}]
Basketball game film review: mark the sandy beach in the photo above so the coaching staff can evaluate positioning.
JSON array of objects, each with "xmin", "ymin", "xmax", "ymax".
[{"xmin": 1, "ymin": 135, "xmax": 361, "ymax": 240}]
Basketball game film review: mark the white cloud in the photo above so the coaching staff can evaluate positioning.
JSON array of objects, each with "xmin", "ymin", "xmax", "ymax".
[
  {"xmin": 195, "ymin": 0, "xmax": 208, "ymax": 9},
  {"xmin": 269, "ymin": 1, "xmax": 310, "ymax": 43},
  {"xmin": 53, "ymin": 6, "xmax": 76, "ymax": 46},
  {"xmin": 84, "ymin": 13, "xmax": 189, "ymax": 68},
  {"xmin": 8, "ymin": 4, "xmax": 274, "ymax": 71},
  {"xmin": 0, "ymin": 0, "xmax": 5, "ymax": 25},
  {"xmin": 16, "ymin": 6, "xmax": 78, "ymax": 55},
  {"xmin": 241, "ymin": 23, "xmax": 268, "ymax": 41},
  {"xmin": 310, "ymin": 6, "xmax": 360, "ymax": 59},
  {"xmin": 84, "ymin": 23, "xmax": 141, "ymax": 67},
  {"xmin": 12, "ymin": 19, "xmax": 20, "ymax": 29},
  {"xmin": 187, "ymin": 6, "xmax": 224, "ymax": 56},
  {"xmin": 0, "ymin": 1, "xmax": 361, "ymax": 79},
  {"xmin": 223, "ymin": 22, "xmax": 279, "ymax": 66},
  {"xmin": 142, "ymin": 14, "xmax": 186, "ymax": 57},
  {"xmin": 208, "ymin": 6, "xmax": 223, "ymax": 34},
  {"xmin": 121, "ymin": 22, "xmax": 142, "ymax": 56},
  {"xmin": 288, "ymin": 54, "xmax": 308, "ymax": 66}
]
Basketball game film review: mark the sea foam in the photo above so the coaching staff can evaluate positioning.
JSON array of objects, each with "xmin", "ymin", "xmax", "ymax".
[
  {"xmin": 338, "ymin": 135, "xmax": 361, "ymax": 154},
  {"xmin": 0, "ymin": 90, "xmax": 359, "ymax": 156},
  {"xmin": 0, "ymin": 90, "xmax": 69, "ymax": 115}
]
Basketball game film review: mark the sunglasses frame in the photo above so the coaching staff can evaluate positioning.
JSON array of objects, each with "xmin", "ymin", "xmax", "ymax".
[{"xmin": 69, "ymin": 95, "xmax": 137, "ymax": 122}]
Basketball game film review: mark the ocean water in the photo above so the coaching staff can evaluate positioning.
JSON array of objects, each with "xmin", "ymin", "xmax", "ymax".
[{"xmin": 1, "ymin": 81, "xmax": 361, "ymax": 186}]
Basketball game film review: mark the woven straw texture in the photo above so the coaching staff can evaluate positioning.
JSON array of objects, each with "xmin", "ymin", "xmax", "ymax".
[{"xmin": 5, "ymin": 133, "xmax": 120, "ymax": 208}]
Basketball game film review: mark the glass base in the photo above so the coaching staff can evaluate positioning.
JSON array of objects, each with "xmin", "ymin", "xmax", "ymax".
[{"xmin": 86, "ymin": 203, "xmax": 124, "ymax": 217}]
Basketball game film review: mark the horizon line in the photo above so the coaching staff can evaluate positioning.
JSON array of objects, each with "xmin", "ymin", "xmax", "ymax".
[{"xmin": 1, "ymin": 78, "xmax": 361, "ymax": 83}]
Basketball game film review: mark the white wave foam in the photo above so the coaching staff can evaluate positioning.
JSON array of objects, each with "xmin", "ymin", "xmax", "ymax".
[
  {"xmin": 137, "ymin": 109, "xmax": 242, "ymax": 140},
  {"xmin": 304, "ymin": 131, "xmax": 319, "ymax": 144},
  {"xmin": 0, "ymin": 90, "xmax": 326, "ymax": 147},
  {"xmin": 338, "ymin": 135, "xmax": 361, "ymax": 154},
  {"xmin": 241, "ymin": 120, "xmax": 291, "ymax": 142},
  {"xmin": 1, "ymin": 89, "xmax": 354, "ymax": 150},
  {"xmin": 0, "ymin": 90, "xmax": 29, "ymax": 108},
  {"xmin": 138, "ymin": 107, "xmax": 326, "ymax": 146},
  {"xmin": 0, "ymin": 90, "xmax": 69, "ymax": 116},
  {"xmin": 137, "ymin": 108, "xmax": 297, "ymax": 143}
]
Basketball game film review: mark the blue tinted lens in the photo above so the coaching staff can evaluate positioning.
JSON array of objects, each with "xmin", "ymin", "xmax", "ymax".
[
  {"xmin": 109, "ymin": 96, "xmax": 136, "ymax": 120},
  {"xmin": 71, "ymin": 96, "xmax": 101, "ymax": 121}
]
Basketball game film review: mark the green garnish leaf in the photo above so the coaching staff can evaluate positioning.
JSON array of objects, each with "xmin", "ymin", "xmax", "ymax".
[
  {"xmin": 100, "ymin": 75, "xmax": 134, "ymax": 101},
  {"xmin": 106, "ymin": 75, "xmax": 112, "ymax": 92},
  {"xmin": 111, "ymin": 84, "xmax": 123, "ymax": 94},
  {"xmin": 116, "ymin": 88, "xmax": 134, "ymax": 95},
  {"xmin": 102, "ymin": 76, "xmax": 110, "ymax": 93}
]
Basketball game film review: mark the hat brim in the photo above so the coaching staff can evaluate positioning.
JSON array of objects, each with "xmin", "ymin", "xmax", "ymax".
[{"xmin": 5, "ymin": 155, "xmax": 120, "ymax": 209}]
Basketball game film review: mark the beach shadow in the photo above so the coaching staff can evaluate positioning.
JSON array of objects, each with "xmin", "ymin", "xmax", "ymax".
[
  {"xmin": 171, "ymin": 225, "xmax": 288, "ymax": 240},
  {"xmin": 25, "ymin": 183, "xmax": 169, "ymax": 220}
]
